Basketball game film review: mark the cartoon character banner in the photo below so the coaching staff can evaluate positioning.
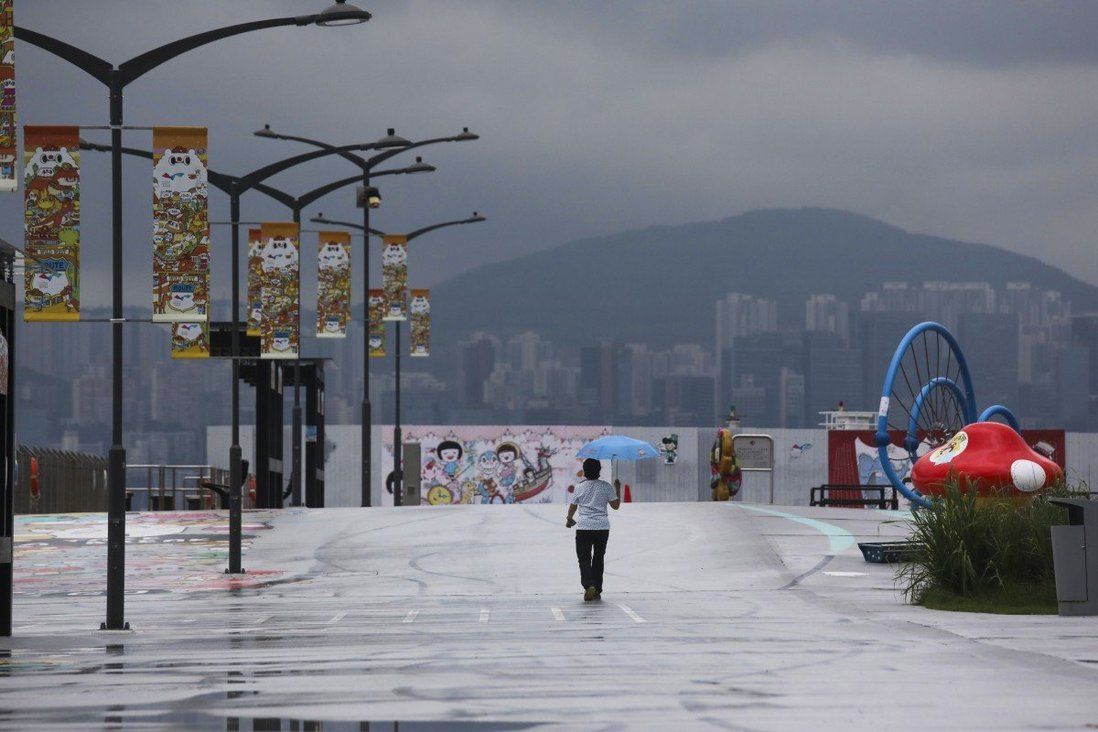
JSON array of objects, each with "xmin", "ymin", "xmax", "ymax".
[
  {"xmin": 381, "ymin": 426, "xmax": 611, "ymax": 506},
  {"xmin": 170, "ymin": 321, "xmax": 209, "ymax": 359},
  {"xmin": 23, "ymin": 125, "xmax": 80, "ymax": 321},
  {"xmin": 409, "ymin": 288, "xmax": 430, "ymax": 357},
  {"xmin": 246, "ymin": 227, "xmax": 262, "ymax": 337},
  {"xmin": 0, "ymin": 1, "xmax": 15, "ymax": 192},
  {"xmin": 368, "ymin": 288, "xmax": 386, "ymax": 357},
  {"xmin": 316, "ymin": 230, "xmax": 351, "ymax": 338},
  {"xmin": 152, "ymin": 127, "xmax": 209, "ymax": 322},
  {"xmin": 259, "ymin": 221, "xmax": 300, "ymax": 359},
  {"xmin": 380, "ymin": 234, "xmax": 407, "ymax": 321}
]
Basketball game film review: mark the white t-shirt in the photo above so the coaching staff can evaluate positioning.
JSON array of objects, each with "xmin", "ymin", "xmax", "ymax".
[{"xmin": 570, "ymin": 479, "xmax": 617, "ymax": 531}]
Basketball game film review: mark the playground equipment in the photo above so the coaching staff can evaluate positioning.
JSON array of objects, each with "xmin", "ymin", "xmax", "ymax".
[{"xmin": 876, "ymin": 322, "xmax": 1062, "ymax": 508}]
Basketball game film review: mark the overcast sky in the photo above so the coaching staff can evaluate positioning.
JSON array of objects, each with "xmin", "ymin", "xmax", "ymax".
[{"xmin": 3, "ymin": 1, "xmax": 1097, "ymax": 309}]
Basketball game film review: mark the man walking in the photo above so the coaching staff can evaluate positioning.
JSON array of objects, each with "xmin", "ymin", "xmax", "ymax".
[{"xmin": 566, "ymin": 458, "xmax": 621, "ymax": 601}]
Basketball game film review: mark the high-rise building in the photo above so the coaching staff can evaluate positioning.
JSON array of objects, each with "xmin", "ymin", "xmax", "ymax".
[
  {"xmin": 458, "ymin": 333, "xmax": 499, "ymax": 405},
  {"xmin": 805, "ymin": 294, "xmax": 850, "ymax": 342}
]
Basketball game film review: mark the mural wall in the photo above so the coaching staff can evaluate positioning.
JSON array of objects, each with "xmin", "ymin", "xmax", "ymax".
[{"xmin": 379, "ymin": 426, "xmax": 611, "ymax": 506}]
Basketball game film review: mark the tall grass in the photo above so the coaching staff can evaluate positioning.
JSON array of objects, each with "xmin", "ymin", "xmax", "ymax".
[{"xmin": 897, "ymin": 484, "xmax": 1076, "ymax": 607}]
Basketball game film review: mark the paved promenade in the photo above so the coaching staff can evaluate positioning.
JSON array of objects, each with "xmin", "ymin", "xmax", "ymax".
[{"xmin": 2, "ymin": 503, "xmax": 1096, "ymax": 730}]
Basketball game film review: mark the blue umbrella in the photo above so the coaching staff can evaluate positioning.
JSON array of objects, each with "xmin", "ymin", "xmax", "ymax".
[{"xmin": 576, "ymin": 435, "xmax": 660, "ymax": 461}]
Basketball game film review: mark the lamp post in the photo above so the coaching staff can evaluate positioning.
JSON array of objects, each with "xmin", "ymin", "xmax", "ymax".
[
  {"xmin": 256, "ymin": 126, "xmax": 477, "ymax": 508},
  {"xmin": 80, "ymin": 137, "xmax": 419, "ymax": 571},
  {"xmin": 309, "ymin": 212, "xmax": 486, "ymax": 504},
  {"xmin": 16, "ymin": 2, "xmax": 370, "ymax": 632}
]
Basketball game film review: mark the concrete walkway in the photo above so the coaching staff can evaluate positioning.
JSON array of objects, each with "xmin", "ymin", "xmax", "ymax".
[{"xmin": 1, "ymin": 503, "xmax": 1096, "ymax": 730}]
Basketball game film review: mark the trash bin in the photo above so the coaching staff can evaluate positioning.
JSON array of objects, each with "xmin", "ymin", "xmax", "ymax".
[{"xmin": 1049, "ymin": 498, "xmax": 1098, "ymax": 616}]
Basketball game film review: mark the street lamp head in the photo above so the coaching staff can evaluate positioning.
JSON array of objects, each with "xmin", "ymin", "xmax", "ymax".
[
  {"xmin": 454, "ymin": 127, "xmax": 479, "ymax": 141},
  {"xmin": 376, "ymin": 128, "xmax": 411, "ymax": 149},
  {"xmin": 405, "ymin": 156, "xmax": 435, "ymax": 174},
  {"xmin": 316, "ymin": 0, "xmax": 371, "ymax": 26},
  {"xmin": 254, "ymin": 124, "xmax": 279, "ymax": 139},
  {"xmin": 311, "ymin": 213, "xmax": 330, "ymax": 224},
  {"xmin": 357, "ymin": 186, "xmax": 382, "ymax": 209},
  {"xmin": 470, "ymin": 211, "xmax": 486, "ymax": 222}
]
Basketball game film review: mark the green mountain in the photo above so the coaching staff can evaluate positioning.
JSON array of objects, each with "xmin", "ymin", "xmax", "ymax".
[{"xmin": 430, "ymin": 207, "xmax": 1098, "ymax": 349}]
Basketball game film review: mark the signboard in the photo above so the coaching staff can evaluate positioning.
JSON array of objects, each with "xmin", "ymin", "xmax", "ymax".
[{"xmin": 733, "ymin": 435, "xmax": 774, "ymax": 470}]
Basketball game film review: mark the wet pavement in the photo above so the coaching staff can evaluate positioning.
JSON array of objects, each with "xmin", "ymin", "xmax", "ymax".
[{"xmin": 1, "ymin": 503, "xmax": 1096, "ymax": 730}]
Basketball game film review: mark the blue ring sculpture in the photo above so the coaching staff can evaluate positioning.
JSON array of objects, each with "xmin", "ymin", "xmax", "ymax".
[{"xmin": 875, "ymin": 322, "xmax": 977, "ymax": 508}]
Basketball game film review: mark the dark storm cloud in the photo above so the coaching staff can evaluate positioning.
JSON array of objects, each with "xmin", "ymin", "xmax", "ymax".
[{"xmin": 1, "ymin": 1, "xmax": 1096, "ymax": 310}]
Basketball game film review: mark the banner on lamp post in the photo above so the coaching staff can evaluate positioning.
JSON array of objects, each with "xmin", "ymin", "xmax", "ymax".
[
  {"xmin": 23, "ymin": 125, "xmax": 80, "ymax": 321},
  {"xmin": 152, "ymin": 126, "xmax": 209, "ymax": 322},
  {"xmin": 259, "ymin": 222, "xmax": 300, "ymax": 359},
  {"xmin": 246, "ymin": 227, "xmax": 262, "ymax": 337},
  {"xmin": 381, "ymin": 234, "xmax": 407, "ymax": 321},
  {"xmin": 0, "ymin": 0, "xmax": 15, "ymax": 192},
  {"xmin": 409, "ymin": 289, "xmax": 430, "ymax": 357},
  {"xmin": 316, "ymin": 230, "xmax": 350, "ymax": 338},
  {"xmin": 368, "ymin": 288, "xmax": 386, "ymax": 357},
  {"xmin": 170, "ymin": 321, "xmax": 209, "ymax": 359}
]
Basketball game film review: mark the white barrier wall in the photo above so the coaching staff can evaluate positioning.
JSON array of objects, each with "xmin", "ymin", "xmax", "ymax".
[{"xmin": 208, "ymin": 425, "xmax": 1098, "ymax": 507}]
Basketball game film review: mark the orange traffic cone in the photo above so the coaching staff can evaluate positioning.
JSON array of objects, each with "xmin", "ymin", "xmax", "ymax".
[{"xmin": 623, "ymin": 484, "xmax": 632, "ymax": 503}]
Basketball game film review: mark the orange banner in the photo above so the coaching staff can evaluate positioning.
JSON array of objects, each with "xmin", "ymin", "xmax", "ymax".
[
  {"xmin": 258, "ymin": 222, "xmax": 300, "ymax": 359},
  {"xmin": 317, "ymin": 230, "xmax": 351, "ymax": 338}
]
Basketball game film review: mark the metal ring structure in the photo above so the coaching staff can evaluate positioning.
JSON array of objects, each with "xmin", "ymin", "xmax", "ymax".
[{"xmin": 875, "ymin": 322, "xmax": 977, "ymax": 508}]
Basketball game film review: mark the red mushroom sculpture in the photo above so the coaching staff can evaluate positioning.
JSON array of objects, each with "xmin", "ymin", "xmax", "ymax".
[{"xmin": 910, "ymin": 421, "xmax": 1062, "ymax": 499}]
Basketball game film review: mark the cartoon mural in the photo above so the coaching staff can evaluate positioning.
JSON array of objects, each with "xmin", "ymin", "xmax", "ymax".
[
  {"xmin": 152, "ymin": 127, "xmax": 209, "ymax": 323},
  {"xmin": 409, "ymin": 288, "xmax": 430, "ymax": 356},
  {"xmin": 0, "ymin": 0, "xmax": 15, "ymax": 191},
  {"xmin": 23, "ymin": 125, "xmax": 80, "ymax": 321},
  {"xmin": 368, "ymin": 288, "xmax": 386, "ymax": 357},
  {"xmin": 381, "ymin": 426, "xmax": 611, "ymax": 506},
  {"xmin": 660, "ymin": 434, "xmax": 679, "ymax": 465},
  {"xmin": 381, "ymin": 234, "xmax": 408, "ymax": 321},
  {"xmin": 246, "ymin": 228, "xmax": 262, "ymax": 337},
  {"xmin": 258, "ymin": 222, "xmax": 300, "ymax": 359},
  {"xmin": 316, "ymin": 230, "xmax": 351, "ymax": 338}
]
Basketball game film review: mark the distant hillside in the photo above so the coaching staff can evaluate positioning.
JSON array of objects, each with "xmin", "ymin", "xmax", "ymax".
[{"xmin": 430, "ymin": 207, "xmax": 1098, "ymax": 350}]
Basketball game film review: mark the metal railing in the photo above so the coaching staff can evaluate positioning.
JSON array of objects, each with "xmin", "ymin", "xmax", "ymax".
[
  {"xmin": 16, "ymin": 446, "xmax": 108, "ymax": 514},
  {"xmin": 16, "ymin": 449, "xmax": 252, "ymax": 513}
]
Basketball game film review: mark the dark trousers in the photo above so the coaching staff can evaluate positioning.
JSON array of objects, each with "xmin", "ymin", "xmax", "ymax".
[{"xmin": 575, "ymin": 529, "xmax": 610, "ymax": 592}]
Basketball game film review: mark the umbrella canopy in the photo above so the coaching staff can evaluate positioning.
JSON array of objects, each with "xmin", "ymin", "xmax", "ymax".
[{"xmin": 576, "ymin": 435, "xmax": 660, "ymax": 461}]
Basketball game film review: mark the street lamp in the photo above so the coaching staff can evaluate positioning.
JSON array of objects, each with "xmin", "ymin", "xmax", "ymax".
[
  {"xmin": 257, "ymin": 126, "xmax": 478, "ymax": 507},
  {"xmin": 15, "ymin": 4, "xmax": 371, "ymax": 632},
  {"xmin": 308, "ymin": 212, "xmax": 486, "ymax": 505}
]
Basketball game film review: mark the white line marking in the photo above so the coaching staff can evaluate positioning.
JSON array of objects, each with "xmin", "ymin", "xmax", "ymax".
[
  {"xmin": 403, "ymin": 609, "xmax": 419, "ymax": 624},
  {"xmin": 254, "ymin": 615, "xmax": 271, "ymax": 625},
  {"xmin": 823, "ymin": 571, "xmax": 867, "ymax": 578},
  {"xmin": 479, "ymin": 608, "xmax": 490, "ymax": 624},
  {"xmin": 551, "ymin": 607, "xmax": 565, "ymax": 622},
  {"xmin": 617, "ymin": 604, "xmax": 646, "ymax": 623},
  {"xmin": 326, "ymin": 611, "xmax": 347, "ymax": 625}
]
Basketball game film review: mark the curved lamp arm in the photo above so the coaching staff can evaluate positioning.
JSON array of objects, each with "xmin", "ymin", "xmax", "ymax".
[
  {"xmin": 294, "ymin": 164, "xmax": 428, "ymax": 210},
  {"xmin": 238, "ymin": 141, "xmax": 401, "ymax": 192},
  {"xmin": 18, "ymin": 9, "xmax": 369, "ymax": 89},
  {"xmin": 14, "ymin": 27, "xmax": 112, "ymax": 84},
  {"xmin": 258, "ymin": 128, "xmax": 477, "ymax": 172},
  {"xmin": 407, "ymin": 214, "xmax": 486, "ymax": 242},
  {"xmin": 309, "ymin": 214, "xmax": 386, "ymax": 238}
]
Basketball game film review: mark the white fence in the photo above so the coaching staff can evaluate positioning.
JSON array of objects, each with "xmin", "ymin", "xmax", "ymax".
[{"xmin": 207, "ymin": 424, "xmax": 1098, "ymax": 508}]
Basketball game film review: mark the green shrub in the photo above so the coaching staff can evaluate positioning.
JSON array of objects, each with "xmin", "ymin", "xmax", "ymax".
[{"xmin": 897, "ymin": 484, "xmax": 1078, "ymax": 608}]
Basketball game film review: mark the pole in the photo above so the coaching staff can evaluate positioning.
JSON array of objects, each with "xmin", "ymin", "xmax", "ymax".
[
  {"xmin": 291, "ymin": 209, "xmax": 302, "ymax": 507},
  {"xmin": 104, "ymin": 71, "xmax": 128, "ymax": 630},
  {"xmin": 227, "ymin": 186, "xmax": 243, "ymax": 573},
  {"xmin": 361, "ymin": 184, "xmax": 372, "ymax": 507},
  {"xmin": 393, "ymin": 320, "xmax": 402, "ymax": 506}
]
